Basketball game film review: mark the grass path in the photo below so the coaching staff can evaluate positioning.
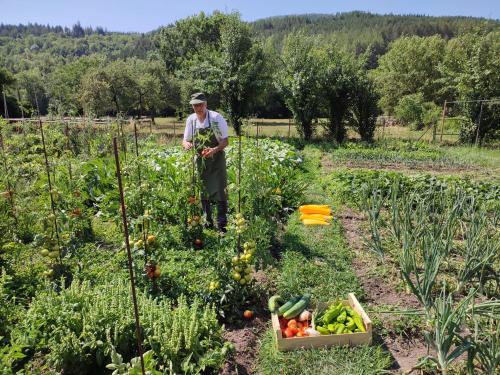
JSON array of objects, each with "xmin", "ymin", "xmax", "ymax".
[{"xmin": 256, "ymin": 146, "xmax": 392, "ymax": 374}]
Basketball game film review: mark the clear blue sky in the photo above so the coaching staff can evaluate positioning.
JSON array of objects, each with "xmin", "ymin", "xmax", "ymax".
[{"xmin": 1, "ymin": 0, "xmax": 498, "ymax": 32}]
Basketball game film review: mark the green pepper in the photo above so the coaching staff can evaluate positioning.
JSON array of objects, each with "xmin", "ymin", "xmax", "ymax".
[
  {"xmin": 322, "ymin": 303, "xmax": 342, "ymax": 324},
  {"xmin": 335, "ymin": 323, "xmax": 345, "ymax": 334},
  {"xmin": 351, "ymin": 310, "xmax": 361, "ymax": 320},
  {"xmin": 346, "ymin": 317, "xmax": 356, "ymax": 330},
  {"xmin": 327, "ymin": 323, "xmax": 338, "ymax": 333},
  {"xmin": 353, "ymin": 316, "xmax": 366, "ymax": 332},
  {"xmin": 316, "ymin": 325, "xmax": 330, "ymax": 335},
  {"xmin": 336, "ymin": 311, "xmax": 347, "ymax": 323}
]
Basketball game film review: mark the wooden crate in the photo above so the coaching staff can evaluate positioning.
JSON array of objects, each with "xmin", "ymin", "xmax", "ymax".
[{"xmin": 271, "ymin": 293, "xmax": 372, "ymax": 351}]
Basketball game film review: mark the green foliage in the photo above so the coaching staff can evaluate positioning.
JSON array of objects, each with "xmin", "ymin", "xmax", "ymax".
[
  {"xmin": 443, "ymin": 32, "xmax": 500, "ymax": 144},
  {"xmin": 317, "ymin": 47, "xmax": 358, "ymax": 142},
  {"xmin": 157, "ymin": 12, "xmax": 266, "ymax": 133},
  {"xmin": 219, "ymin": 15, "xmax": 266, "ymax": 134},
  {"xmin": 394, "ymin": 93, "xmax": 426, "ymax": 129},
  {"xmin": 6, "ymin": 279, "xmax": 227, "ymax": 374},
  {"xmin": 251, "ymin": 11, "xmax": 498, "ymax": 56},
  {"xmin": 277, "ymin": 32, "xmax": 321, "ymax": 140},
  {"xmin": 394, "ymin": 93, "xmax": 442, "ymax": 130},
  {"xmin": 348, "ymin": 75, "xmax": 380, "ymax": 142},
  {"xmin": 0, "ymin": 272, "xmax": 22, "ymax": 339},
  {"xmin": 326, "ymin": 166, "xmax": 499, "ymax": 207},
  {"xmin": 373, "ymin": 35, "xmax": 447, "ymax": 112},
  {"xmin": 468, "ymin": 319, "xmax": 499, "ymax": 374}
]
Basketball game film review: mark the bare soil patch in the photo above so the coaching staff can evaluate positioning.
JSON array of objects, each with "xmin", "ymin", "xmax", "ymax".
[
  {"xmin": 220, "ymin": 270, "xmax": 271, "ymax": 375},
  {"xmin": 220, "ymin": 316, "xmax": 267, "ymax": 375},
  {"xmin": 338, "ymin": 206, "xmax": 427, "ymax": 373}
]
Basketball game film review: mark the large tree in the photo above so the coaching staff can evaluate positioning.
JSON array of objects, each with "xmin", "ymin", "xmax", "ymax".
[
  {"xmin": 103, "ymin": 60, "xmax": 137, "ymax": 115},
  {"xmin": 15, "ymin": 68, "xmax": 49, "ymax": 115},
  {"xmin": 349, "ymin": 74, "xmax": 381, "ymax": 142},
  {"xmin": 276, "ymin": 32, "xmax": 321, "ymax": 140},
  {"xmin": 157, "ymin": 12, "xmax": 265, "ymax": 134},
  {"xmin": 318, "ymin": 47, "xmax": 359, "ymax": 143},
  {"xmin": 79, "ymin": 68, "xmax": 112, "ymax": 116},
  {"xmin": 441, "ymin": 31, "xmax": 500, "ymax": 144},
  {"xmin": 131, "ymin": 59, "xmax": 166, "ymax": 118},
  {"xmin": 47, "ymin": 56, "xmax": 101, "ymax": 115},
  {"xmin": 372, "ymin": 35, "xmax": 446, "ymax": 113},
  {"xmin": 218, "ymin": 15, "xmax": 265, "ymax": 134}
]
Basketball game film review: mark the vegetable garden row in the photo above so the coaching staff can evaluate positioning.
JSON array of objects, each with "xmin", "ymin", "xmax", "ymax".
[{"xmin": 0, "ymin": 118, "xmax": 498, "ymax": 374}]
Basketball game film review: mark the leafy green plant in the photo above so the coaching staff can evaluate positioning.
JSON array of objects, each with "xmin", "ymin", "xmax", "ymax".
[{"xmin": 6, "ymin": 279, "xmax": 228, "ymax": 374}]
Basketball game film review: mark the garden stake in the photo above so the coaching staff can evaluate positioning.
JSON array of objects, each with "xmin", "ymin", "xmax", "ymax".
[
  {"xmin": 439, "ymin": 100, "xmax": 447, "ymax": 142},
  {"xmin": 112, "ymin": 137, "xmax": 146, "ymax": 375},
  {"xmin": 85, "ymin": 116, "xmax": 91, "ymax": 155},
  {"xmin": 475, "ymin": 101, "xmax": 483, "ymax": 147},
  {"xmin": 237, "ymin": 130, "xmax": 242, "ymax": 252},
  {"xmin": 256, "ymin": 119, "xmax": 259, "ymax": 148},
  {"xmin": 120, "ymin": 118, "xmax": 127, "ymax": 160},
  {"xmin": 0, "ymin": 129, "xmax": 17, "ymax": 225},
  {"xmin": 64, "ymin": 121, "xmax": 73, "ymax": 183},
  {"xmin": 35, "ymin": 95, "xmax": 62, "ymax": 263},
  {"xmin": 133, "ymin": 120, "xmax": 149, "ymax": 268}
]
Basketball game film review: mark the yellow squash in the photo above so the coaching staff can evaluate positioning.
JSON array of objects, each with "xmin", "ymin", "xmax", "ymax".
[
  {"xmin": 303, "ymin": 218, "xmax": 331, "ymax": 226},
  {"xmin": 300, "ymin": 213, "xmax": 333, "ymax": 221}
]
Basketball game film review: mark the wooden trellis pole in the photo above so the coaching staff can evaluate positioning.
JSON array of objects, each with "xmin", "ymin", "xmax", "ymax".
[
  {"xmin": 475, "ymin": 102, "xmax": 484, "ymax": 147},
  {"xmin": 35, "ymin": 95, "xmax": 62, "ymax": 262},
  {"xmin": 112, "ymin": 137, "xmax": 146, "ymax": 375}
]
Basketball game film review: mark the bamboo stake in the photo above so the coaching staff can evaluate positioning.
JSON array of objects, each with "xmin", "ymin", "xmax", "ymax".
[
  {"xmin": 237, "ymin": 128, "xmax": 242, "ymax": 253},
  {"xmin": 64, "ymin": 121, "xmax": 73, "ymax": 183},
  {"xmin": 35, "ymin": 95, "xmax": 62, "ymax": 261},
  {"xmin": 112, "ymin": 137, "xmax": 145, "ymax": 375},
  {"xmin": 133, "ymin": 121, "xmax": 148, "ymax": 267}
]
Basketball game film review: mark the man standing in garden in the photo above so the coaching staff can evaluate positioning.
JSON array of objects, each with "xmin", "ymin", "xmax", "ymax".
[{"xmin": 182, "ymin": 92, "xmax": 229, "ymax": 232}]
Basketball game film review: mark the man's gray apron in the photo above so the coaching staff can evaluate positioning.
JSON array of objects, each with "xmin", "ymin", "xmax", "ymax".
[{"xmin": 192, "ymin": 112, "xmax": 228, "ymax": 229}]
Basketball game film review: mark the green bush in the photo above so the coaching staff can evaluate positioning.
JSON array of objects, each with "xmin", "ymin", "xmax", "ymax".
[{"xmin": 394, "ymin": 93, "xmax": 425, "ymax": 129}]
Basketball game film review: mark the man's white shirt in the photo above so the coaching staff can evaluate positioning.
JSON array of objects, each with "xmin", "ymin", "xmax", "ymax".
[{"xmin": 183, "ymin": 110, "xmax": 229, "ymax": 142}]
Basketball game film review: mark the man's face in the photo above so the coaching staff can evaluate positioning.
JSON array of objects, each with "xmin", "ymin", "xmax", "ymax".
[{"xmin": 192, "ymin": 102, "xmax": 207, "ymax": 116}]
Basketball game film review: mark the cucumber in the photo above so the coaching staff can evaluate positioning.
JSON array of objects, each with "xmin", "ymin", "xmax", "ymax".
[
  {"xmin": 283, "ymin": 293, "xmax": 311, "ymax": 319},
  {"xmin": 277, "ymin": 296, "xmax": 301, "ymax": 316},
  {"xmin": 268, "ymin": 295, "xmax": 283, "ymax": 313}
]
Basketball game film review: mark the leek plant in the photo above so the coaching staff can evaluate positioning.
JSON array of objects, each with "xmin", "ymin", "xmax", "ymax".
[
  {"xmin": 421, "ymin": 287, "xmax": 474, "ymax": 375},
  {"xmin": 400, "ymin": 234, "xmax": 442, "ymax": 316},
  {"xmin": 467, "ymin": 319, "xmax": 499, "ymax": 374},
  {"xmin": 457, "ymin": 208, "xmax": 499, "ymax": 293},
  {"xmin": 359, "ymin": 182, "xmax": 386, "ymax": 261}
]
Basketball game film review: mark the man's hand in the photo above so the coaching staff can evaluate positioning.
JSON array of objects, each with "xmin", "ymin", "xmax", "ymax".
[
  {"xmin": 202, "ymin": 147, "xmax": 218, "ymax": 158},
  {"xmin": 182, "ymin": 140, "xmax": 193, "ymax": 150}
]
